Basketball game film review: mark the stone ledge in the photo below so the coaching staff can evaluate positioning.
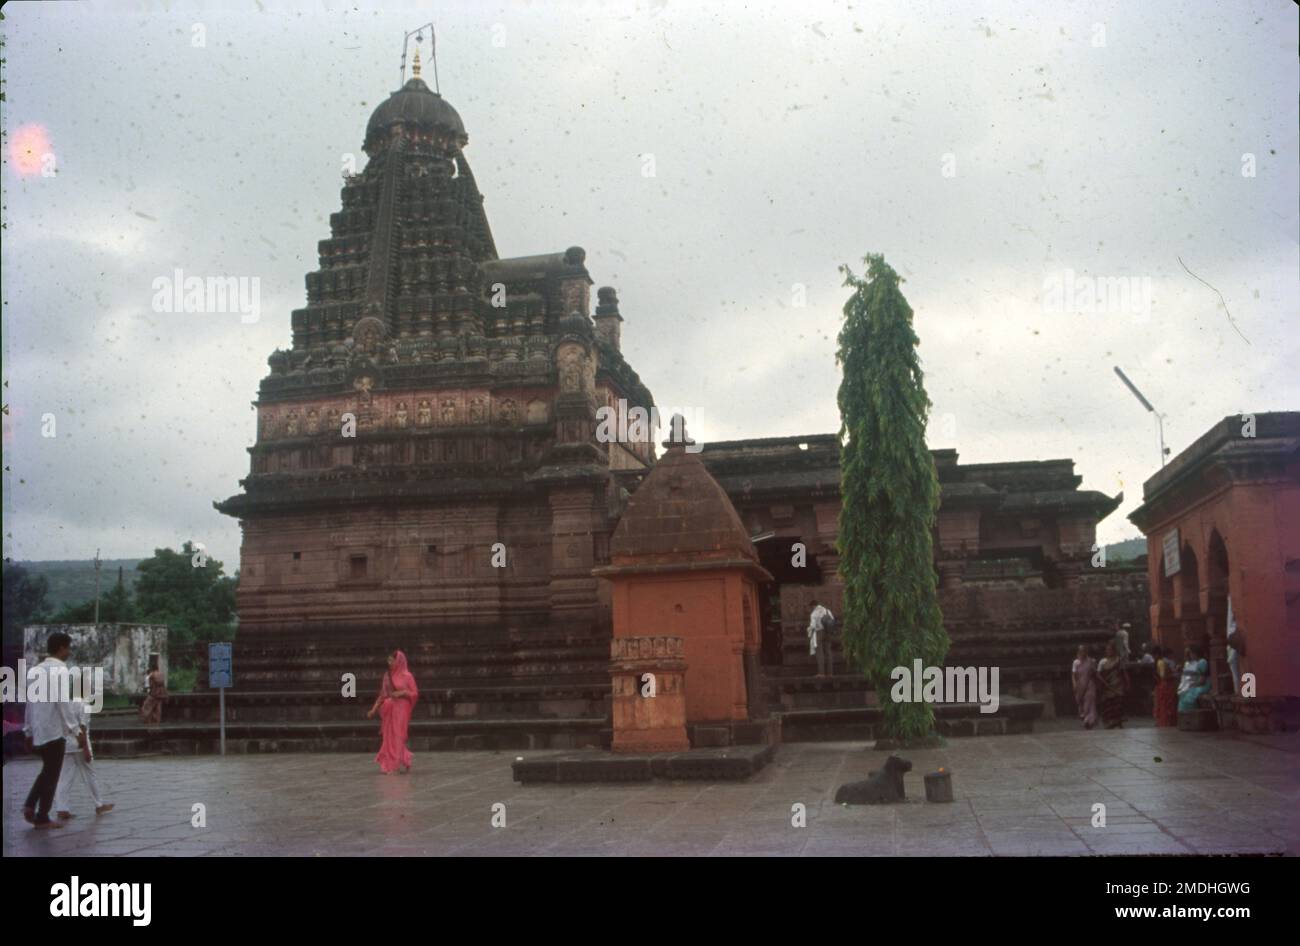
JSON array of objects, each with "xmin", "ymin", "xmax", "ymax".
[
  {"xmin": 778, "ymin": 697, "xmax": 1044, "ymax": 742},
  {"xmin": 81, "ymin": 717, "xmax": 610, "ymax": 755},
  {"xmin": 512, "ymin": 743, "xmax": 775, "ymax": 784}
]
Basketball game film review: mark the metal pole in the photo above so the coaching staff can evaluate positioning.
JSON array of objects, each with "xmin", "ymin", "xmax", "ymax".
[
  {"xmin": 219, "ymin": 685, "xmax": 226, "ymax": 757},
  {"xmin": 400, "ymin": 23, "xmax": 437, "ymax": 88},
  {"xmin": 1113, "ymin": 367, "xmax": 1168, "ymax": 470},
  {"xmin": 93, "ymin": 549, "xmax": 102, "ymax": 624}
]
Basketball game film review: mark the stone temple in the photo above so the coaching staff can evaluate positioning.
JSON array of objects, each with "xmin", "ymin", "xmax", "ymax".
[
  {"xmin": 217, "ymin": 55, "xmax": 655, "ymax": 651},
  {"xmin": 209, "ymin": 60, "xmax": 1147, "ymax": 749}
]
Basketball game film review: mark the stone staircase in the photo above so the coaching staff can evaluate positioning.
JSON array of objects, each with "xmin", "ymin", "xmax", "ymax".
[
  {"xmin": 69, "ymin": 626, "xmax": 1071, "ymax": 754},
  {"xmin": 84, "ymin": 669, "xmax": 1045, "ymax": 755},
  {"xmin": 87, "ymin": 629, "xmax": 614, "ymax": 754},
  {"xmin": 765, "ymin": 673, "xmax": 1044, "ymax": 741}
]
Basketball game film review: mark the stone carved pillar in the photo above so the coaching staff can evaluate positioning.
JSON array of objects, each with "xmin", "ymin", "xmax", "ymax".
[
  {"xmin": 1201, "ymin": 590, "xmax": 1231, "ymax": 696},
  {"xmin": 610, "ymin": 636, "xmax": 689, "ymax": 753},
  {"xmin": 812, "ymin": 501, "xmax": 842, "ymax": 584},
  {"xmin": 547, "ymin": 485, "xmax": 604, "ymax": 628}
]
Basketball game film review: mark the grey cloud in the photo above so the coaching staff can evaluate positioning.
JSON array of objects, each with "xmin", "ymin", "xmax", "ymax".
[{"xmin": 3, "ymin": 0, "xmax": 1296, "ymax": 567}]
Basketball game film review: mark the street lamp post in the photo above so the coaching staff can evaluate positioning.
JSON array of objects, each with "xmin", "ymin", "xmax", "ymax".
[{"xmin": 1113, "ymin": 366, "xmax": 1170, "ymax": 467}]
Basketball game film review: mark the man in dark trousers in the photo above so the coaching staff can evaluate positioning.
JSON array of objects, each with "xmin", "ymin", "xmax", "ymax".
[{"xmin": 22, "ymin": 632, "xmax": 81, "ymax": 829}]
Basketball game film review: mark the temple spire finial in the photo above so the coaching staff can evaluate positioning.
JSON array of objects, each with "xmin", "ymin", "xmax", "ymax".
[{"xmin": 399, "ymin": 22, "xmax": 440, "ymax": 93}]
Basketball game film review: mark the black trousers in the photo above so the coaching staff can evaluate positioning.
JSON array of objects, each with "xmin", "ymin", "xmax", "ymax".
[{"xmin": 24, "ymin": 739, "xmax": 66, "ymax": 824}]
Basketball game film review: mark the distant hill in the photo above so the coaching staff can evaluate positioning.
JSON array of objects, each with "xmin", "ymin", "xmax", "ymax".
[
  {"xmin": 14, "ymin": 559, "xmax": 143, "ymax": 613},
  {"xmin": 1105, "ymin": 538, "xmax": 1147, "ymax": 563}
]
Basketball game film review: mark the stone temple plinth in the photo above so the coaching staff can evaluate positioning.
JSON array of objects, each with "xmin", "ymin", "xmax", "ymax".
[{"xmin": 609, "ymin": 636, "xmax": 689, "ymax": 753}]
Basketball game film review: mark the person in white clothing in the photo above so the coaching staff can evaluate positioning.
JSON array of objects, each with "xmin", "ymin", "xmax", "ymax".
[
  {"xmin": 807, "ymin": 600, "xmax": 836, "ymax": 677},
  {"xmin": 22, "ymin": 632, "xmax": 82, "ymax": 829},
  {"xmin": 52, "ymin": 697, "xmax": 113, "ymax": 819}
]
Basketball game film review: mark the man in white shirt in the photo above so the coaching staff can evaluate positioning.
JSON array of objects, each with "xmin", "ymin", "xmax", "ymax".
[
  {"xmin": 807, "ymin": 600, "xmax": 836, "ymax": 677},
  {"xmin": 22, "ymin": 632, "xmax": 82, "ymax": 829}
]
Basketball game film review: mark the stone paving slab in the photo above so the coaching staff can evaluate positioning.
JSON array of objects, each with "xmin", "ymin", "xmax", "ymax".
[{"xmin": 4, "ymin": 726, "xmax": 1296, "ymax": 857}]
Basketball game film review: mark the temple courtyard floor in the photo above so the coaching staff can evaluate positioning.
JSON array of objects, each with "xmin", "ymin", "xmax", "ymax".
[{"xmin": 4, "ymin": 722, "xmax": 1297, "ymax": 857}]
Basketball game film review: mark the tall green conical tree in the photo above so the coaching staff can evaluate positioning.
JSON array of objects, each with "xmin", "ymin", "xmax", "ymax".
[{"xmin": 836, "ymin": 254, "xmax": 948, "ymax": 742}]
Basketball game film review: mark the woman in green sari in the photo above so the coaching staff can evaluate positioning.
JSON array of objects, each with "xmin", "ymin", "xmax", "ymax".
[{"xmin": 1177, "ymin": 645, "xmax": 1211, "ymax": 712}]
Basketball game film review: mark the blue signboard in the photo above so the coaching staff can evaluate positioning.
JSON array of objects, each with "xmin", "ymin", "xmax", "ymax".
[{"xmin": 209, "ymin": 642, "xmax": 233, "ymax": 689}]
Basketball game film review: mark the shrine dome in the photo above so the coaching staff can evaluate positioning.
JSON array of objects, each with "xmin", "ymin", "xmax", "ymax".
[
  {"xmin": 364, "ymin": 75, "xmax": 467, "ymax": 149},
  {"xmin": 608, "ymin": 421, "xmax": 764, "ymax": 571}
]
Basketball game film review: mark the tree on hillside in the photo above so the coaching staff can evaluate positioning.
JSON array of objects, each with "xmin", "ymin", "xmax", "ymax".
[
  {"xmin": 52, "ymin": 567, "xmax": 138, "ymax": 624},
  {"xmin": 134, "ymin": 542, "xmax": 237, "ymax": 655},
  {"xmin": 3, "ymin": 563, "xmax": 51, "ymax": 650},
  {"xmin": 836, "ymin": 254, "xmax": 949, "ymax": 743}
]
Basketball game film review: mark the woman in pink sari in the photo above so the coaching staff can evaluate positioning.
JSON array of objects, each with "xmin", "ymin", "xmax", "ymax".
[
  {"xmin": 1072, "ymin": 645, "xmax": 1099, "ymax": 730},
  {"xmin": 367, "ymin": 650, "xmax": 418, "ymax": 774}
]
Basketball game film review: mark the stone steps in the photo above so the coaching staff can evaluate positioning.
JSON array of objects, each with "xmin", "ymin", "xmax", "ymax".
[
  {"xmin": 79, "ymin": 696, "xmax": 1042, "ymax": 755},
  {"xmin": 777, "ymin": 697, "xmax": 1044, "ymax": 742},
  {"xmin": 513, "ymin": 744, "xmax": 776, "ymax": 783},
  {"xmin": 152, "ymin": 682, "xmax": 611, "ymax": 723},
  {"xmin": 87, "ymin": 717, "xmax": 607, "ymax": 755},
  {"xmin": 211, "ymin": 639, "xmax": 613, "ymax": 692},
  {"xmin": 92, "ymin": 739, "xmax": 150, "ymax": 758}
]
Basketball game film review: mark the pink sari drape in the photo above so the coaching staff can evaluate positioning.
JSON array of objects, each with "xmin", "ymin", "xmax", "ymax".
[
  {"xmin": 1073, "ymin": 658, "xmax": 1099, "ymax": 729},
  {"xmin": 375, "ymin": 651, "xmax": 419, "ymax": 773}
]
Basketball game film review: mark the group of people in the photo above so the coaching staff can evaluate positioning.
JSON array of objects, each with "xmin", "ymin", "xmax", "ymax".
[
  {"xmin": 20, "ymin": 633, "xmax": 113, "ymax": 829},
  {"xmin": 1072, "ymin": 638, "xmax": 1131, "ymax": 729},
  {"xmin": 1072, "ymin": 621, "xmax": 1246, "ymax": 730},
  {"xmin": 1150, "ymin": 645, "xmax": 1210, "ymax": 725},
  {"xmin": 20, "ymin": 640, "xmax": 176, "ymax": 829}
]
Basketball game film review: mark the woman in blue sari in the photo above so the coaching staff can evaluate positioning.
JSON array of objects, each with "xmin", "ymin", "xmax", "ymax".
[{"xmin": 1177, "ymin": 645, "xmax": 1211, "ymax": 712}]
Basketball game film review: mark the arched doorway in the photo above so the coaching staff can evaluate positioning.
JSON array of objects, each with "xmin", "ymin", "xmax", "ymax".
[{"xmin": 752, "ymin": 534, "xmax": 821, "ymax": 667}]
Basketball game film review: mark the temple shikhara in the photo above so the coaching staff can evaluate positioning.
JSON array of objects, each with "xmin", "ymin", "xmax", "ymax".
[
  {"xmin": 214, "ymin": 49, "xmax": 1147, "ymax": 748},
  {"xmin": 217, "ymin": 50, "xmax": 655, "ymax": 650}
]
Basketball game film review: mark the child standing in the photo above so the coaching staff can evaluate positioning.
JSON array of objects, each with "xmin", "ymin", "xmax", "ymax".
[{"xmin": 52, "ymin": 697, "xmax": 113, "ymax": 819}]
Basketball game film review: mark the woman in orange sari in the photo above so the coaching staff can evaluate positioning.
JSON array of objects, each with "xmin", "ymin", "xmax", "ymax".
[
  {"xmin": 138, "ymin": 657, "xmax": 168, "ymax": 725},
  {"xmin": 367, "ymin": 650, "xmax": 419, "ymax": 774},
  {"xmin": 1152, "ymin": 646, "xmax": 1179, "ymax": 727}
]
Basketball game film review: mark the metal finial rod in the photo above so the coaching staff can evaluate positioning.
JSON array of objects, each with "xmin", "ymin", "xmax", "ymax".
[{"xmin": 399, "ymin": 23, "xmax": 439, "ymax": 92}]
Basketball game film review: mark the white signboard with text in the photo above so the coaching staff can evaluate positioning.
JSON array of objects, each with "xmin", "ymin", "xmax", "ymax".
[{"xmin": 1162, "ymin": 530, "xmax": 1181, "ymax": 577}]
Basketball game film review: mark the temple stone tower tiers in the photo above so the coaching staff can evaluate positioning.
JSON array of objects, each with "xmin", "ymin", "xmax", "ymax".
[{"xmin": 216, "ymin": 51, "xmax": 657, "ymax": 686}]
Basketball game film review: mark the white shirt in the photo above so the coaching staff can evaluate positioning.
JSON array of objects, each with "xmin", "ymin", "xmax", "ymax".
[
  {"xmin": 808, "ymin": 605, "xmax": 832, "ymax": 635},
  {"xmin": 22, "ymin": 657, "xmax": 83, "ymax": 747},
  {"xmin": 63, "ymin": 699, "xmax": 91, "ymax": 751}
]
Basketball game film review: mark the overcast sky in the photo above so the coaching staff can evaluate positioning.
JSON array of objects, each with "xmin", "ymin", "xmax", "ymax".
[{"xmin": 3, "ymin": 0, "xmax": 1296, "ymax": 569}]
